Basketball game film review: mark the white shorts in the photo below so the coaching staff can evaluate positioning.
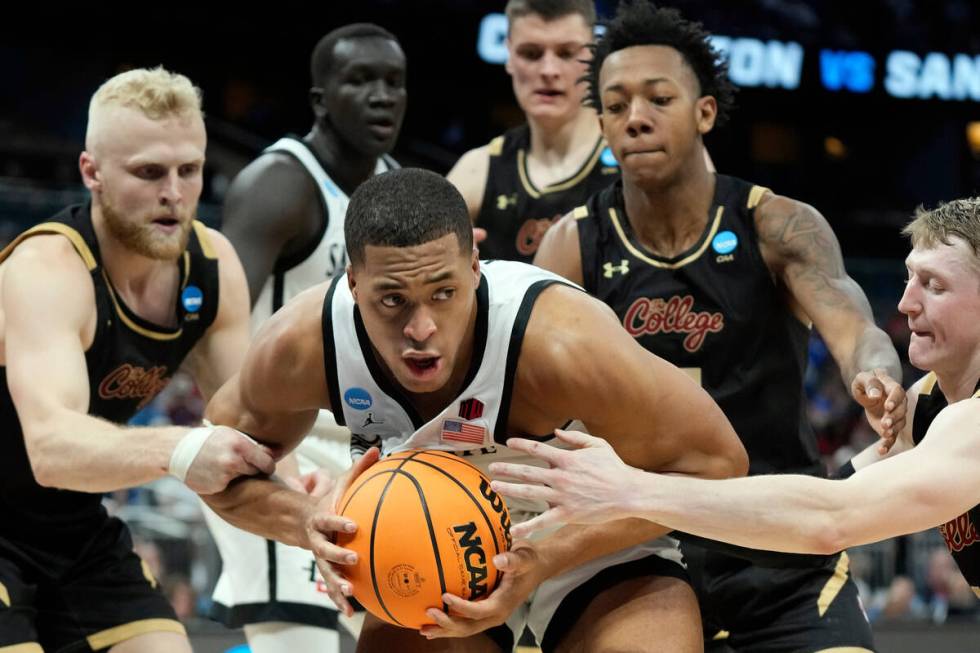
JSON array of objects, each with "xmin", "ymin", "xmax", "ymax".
[{"xmin": 206, "ymin": 410, "xmax": 357, "ymax": 630}]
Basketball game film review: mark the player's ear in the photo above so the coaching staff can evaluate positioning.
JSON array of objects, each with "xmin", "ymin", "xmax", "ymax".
[
  {"xmin": 310, "ymin": 86, "xmax": 328, "ymax": 120},
  {"xmin": 696, "ymin": 95, "xmax": 717, "ymax": 135},
  {"xmin": 347, "ymin": 264, "xmax": 358, "ymax": 301}
]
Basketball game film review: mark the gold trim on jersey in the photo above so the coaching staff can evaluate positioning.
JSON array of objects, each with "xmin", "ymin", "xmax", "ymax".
[
  {"xmin": 0, "ymin": 223, "xmax": 98, "ymax": 271},
  {"xmin": 487, "ymin": 135, "xmax": 505, "ymax": 156},
  {"xmin": 192, "ymin": 220, "xmax": 217, "ymax": 259},
  {"xmin": 572, "ymin": 205, "xmax": 590, "ymax": 220},
  {"xmin": 973, "ymin": 585, "xmax": 980, "ymax": 599},
  {"xmin": 747, "ymin": 185, "xmax": 770, "ymax": 209},
  {"xmin": 817, "ymin": 551, "xmax": 850, "ymax": 617},
  {"xmin": 920, "ymin": 371, "xmax": 938, "ymax": 395},
  {"xmin": 102, "ymin": 271, "xmax": 183, "ymax": 341},
  {"xmin": 0, "ymin": 645, "xmax": 44, "ymax": 653},
  {"xmin": 86, "ymin": 618, "xmax": 186, "ymax": 651},
  {"xmin": 141, "ymin": 559, "xmax": 159, "ymax": 589},
  {"xmin": 608, "ymin": 206, "xmax": 724, "ymax": 270},
  {"xmin": 711, "ymin": 630, "xmax": 730, "ymax": 640},
  {"xmin": 0, "ymin": 581, "xmax": 8, "ymax": 607},
  {"xmin": 516, "ymin": 137, "xmax": 605, "ymax": 199},
  {"xmin": 181, "ymin": 251, "xmax": 191, "ymax": 290}
]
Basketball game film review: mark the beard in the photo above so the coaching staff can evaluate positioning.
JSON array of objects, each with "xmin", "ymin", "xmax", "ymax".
[{"xmin": 98, "ymin": 192, "xmax": 193, "ymax": 261}]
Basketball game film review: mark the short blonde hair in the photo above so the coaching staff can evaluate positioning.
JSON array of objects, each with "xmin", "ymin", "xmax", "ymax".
[
  {"xmin": 86, "ymin": 67, "xmax": 202, "ymax": 147},
  {"xmin": 903, "ymin": 198, "xmax": 980, "ymax": 259}
]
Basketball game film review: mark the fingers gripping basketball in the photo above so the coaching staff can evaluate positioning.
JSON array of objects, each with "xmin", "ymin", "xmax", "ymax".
[{"xmin": 336, "ymin": 450, "xmax": 512, "ymax": 629}]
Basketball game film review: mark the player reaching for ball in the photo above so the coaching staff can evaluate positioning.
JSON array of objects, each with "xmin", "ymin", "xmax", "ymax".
[{"xmin": 202, "ymin": 168, "xmax": 747, "ymax": 653}]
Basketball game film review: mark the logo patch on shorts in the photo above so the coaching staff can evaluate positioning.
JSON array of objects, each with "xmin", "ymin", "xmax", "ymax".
[{"xmin": 344, "ymin": 387, "xmax": 373, "ymax": 410}]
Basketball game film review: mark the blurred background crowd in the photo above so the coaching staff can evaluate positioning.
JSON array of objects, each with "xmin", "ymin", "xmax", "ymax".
[{"xmin": 2, "ymin": 0, "xmax": 978, "ymax": 641}]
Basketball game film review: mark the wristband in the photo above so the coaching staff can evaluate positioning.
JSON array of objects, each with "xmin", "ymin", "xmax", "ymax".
[{"xmin": 168, "ymin": 426, "xmax": 215, "ymax": 481}]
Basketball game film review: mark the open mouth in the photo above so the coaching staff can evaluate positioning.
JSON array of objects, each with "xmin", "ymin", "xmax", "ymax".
[
  {"xmin": 367, "ymin": 117, "xmax": 397, "ymax": 136},
  {"xmin": 152, "ymin": 216, "xmax": 181, "ymax": 231},
  {"xmin": 534, "ymin": 89, "xmax": 564, "ymax": 99},
  {"xmin": 404, "ymin": 355, "xmax": 441, "ymax": 379},
  {"xmin": 406, "ymin": 356, "xmax": 437, "ymax": 371}
]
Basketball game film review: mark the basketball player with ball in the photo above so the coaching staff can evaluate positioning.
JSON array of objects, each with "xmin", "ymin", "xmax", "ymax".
[{"xmin": 203, "ymin": 167, "xmax": 748, "ymax": 652}]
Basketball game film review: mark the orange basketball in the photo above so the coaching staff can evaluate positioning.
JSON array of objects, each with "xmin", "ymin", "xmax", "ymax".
[{"xmin": 336, "ymin": 449, "xmax": 512, "ymax": 629}]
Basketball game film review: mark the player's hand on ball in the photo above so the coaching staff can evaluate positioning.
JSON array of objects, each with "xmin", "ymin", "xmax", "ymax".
[
  {"xmin": 420, "ymin": 540, "xmax": 543, "ymax": 639},
  {"xmin": 851, "ymin": 368, "xmax": 907, "ymax": 454},
  {"xmin": 305, "ymin": 446, "xmax": 380, "ymax": 616},
  {"xmin": 490, "ymin": 429, "xmax": 641, "ymax": 539}
]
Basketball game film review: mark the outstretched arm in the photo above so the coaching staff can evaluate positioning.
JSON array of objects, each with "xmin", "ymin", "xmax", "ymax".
[
  {"xmin": 5, "ymin": 235, "xmax": 273, "ymax": 495},
  {"xmin": 493, "ymin": 399, "xmax": 980, "ymax": 552},
  {"xmin": 755, "ymin": 194, "xmax": 906, "ymax": 449}
]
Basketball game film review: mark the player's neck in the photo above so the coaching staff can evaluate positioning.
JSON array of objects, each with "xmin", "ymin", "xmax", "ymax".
[
  {"xmin": 526, "ymin": 108, "xmax": 600, "ymax": 164},
  {"xmin": 91, "ymin": 205, "xmax": 180, "ymax": 324},
  {"xmin": 621, "ymin": 161, "xmax": 716, "ymax": 259},
  {"xmin": 306, "ymin": 126, "xmax": 380, "ymax": 197},
  {"xmin": 935, "ymin": 363, "xmax": 980, "ymax": 404}
]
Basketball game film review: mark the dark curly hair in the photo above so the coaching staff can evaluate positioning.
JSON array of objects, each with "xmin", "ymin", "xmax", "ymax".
[{"xmin": 585, "ymin": 1, "xmax": 736, "ymax": 126}]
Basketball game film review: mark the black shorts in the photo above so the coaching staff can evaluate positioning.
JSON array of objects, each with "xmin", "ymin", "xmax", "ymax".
[
  {"xmin": 684, "ymin": 543, "xmax": 875, "ymax": 653},
  {"xmin": 0, "ymin": 517, "xmax": 184, "ymax": 653}
]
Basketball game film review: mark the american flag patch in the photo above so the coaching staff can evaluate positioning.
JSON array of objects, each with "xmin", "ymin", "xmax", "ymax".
[{"xmin": 441, "ymin": 419, "xmax": 486, "ymax": 445}]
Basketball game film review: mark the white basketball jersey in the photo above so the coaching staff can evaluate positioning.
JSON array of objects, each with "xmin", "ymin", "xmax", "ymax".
[
  {"xmin": 252, "ymin": 136, "xmax": 398, "ymax": 328},
  {"xmin": 325, "ymin": 260, "xmax": 572, "ymax": 459}
]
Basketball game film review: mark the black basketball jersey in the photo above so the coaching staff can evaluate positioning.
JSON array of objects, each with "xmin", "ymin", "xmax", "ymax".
[
  {"xmin": 577, "ymin": 176, "xmax": 820, "ymax": 477},
  {"xmin": 911, "ymin": 372, "xmax": 980, "ymax": 596},
  {"xmin": 0, "ymin": 203, "xmax": 220, "ymax": 553},
  {"xmin": 476, "ymin": 124, "xmax": 620, "ymax": 262}
]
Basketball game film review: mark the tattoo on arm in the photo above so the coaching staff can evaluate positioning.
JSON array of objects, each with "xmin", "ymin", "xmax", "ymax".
[{"xmin": 757, "ymin": 199, "xmax": 851, "ymax": 310}]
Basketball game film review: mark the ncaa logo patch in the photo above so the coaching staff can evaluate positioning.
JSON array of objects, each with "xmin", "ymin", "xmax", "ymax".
[
  {"xmin": 599, "ymin": 146, "xmax": 618, "ymax": 168},
  {"xmin": 344, "ymin": 387, "xmax": 373, "ymax": 410},
  {"xmin": 711, "ymin": 230, "xmax": 738, "ymax": 255},
  {"xmin": 181, "ymin": 285, "xmax": 203, "ymax": 313}
]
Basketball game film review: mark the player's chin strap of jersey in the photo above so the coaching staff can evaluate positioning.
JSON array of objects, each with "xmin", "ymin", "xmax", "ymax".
[{"xmin": 167, "ymin": 419, "xmax": 260, "ymax": 482}]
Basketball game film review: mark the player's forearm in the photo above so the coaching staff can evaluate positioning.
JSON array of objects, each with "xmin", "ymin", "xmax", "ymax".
[
  {"xmin": 634, "ymin": 472, "xmax": 854, "ymax": 555},
  {"xmin": 203, "ymin": 476, "xmax": 315, "ymax": 549},
  {"xmin": 839, "ymin": 323, "xmax": 902, "ymax": 386},
  {"xmin": 26, "ymin": 413, "xmax": 185, "ymax": 492},
  {"xmin": 534, "ymin": 518, "xmax": 672, "ymax": 580}
]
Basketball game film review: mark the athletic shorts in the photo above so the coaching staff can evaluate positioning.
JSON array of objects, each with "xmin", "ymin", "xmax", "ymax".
[
  {"xmin": 478, "ymin": 535, "xmax": 689, "ymax": 652},
  {"xmin": 684, "ymin": 543, "xmax": 875, "ymax": 653},
  {"xmin": 0, "ymin": 517, "xmax": 183, "ymax": 652}
]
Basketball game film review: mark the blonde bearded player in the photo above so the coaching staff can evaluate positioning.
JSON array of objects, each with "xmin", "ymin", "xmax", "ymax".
[
  {"xmin": 204, "ymin": 23, "xmax": 405, "ymax": 653},
  {"xmin": 0, "ymin": 68, "xmax": 274, "ymax": 652}
]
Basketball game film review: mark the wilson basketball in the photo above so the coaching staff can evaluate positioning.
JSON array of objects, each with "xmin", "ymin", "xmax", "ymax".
[{"xmin": 336, "ymin": 449, "xmax": 512, "ymax": 629}]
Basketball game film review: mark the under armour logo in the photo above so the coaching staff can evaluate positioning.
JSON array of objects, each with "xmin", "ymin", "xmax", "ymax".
[
  {"xmin": 496, "ymin": 194, "xmax": 517, "ymax": 210},
  {"xmin": 362, "ymin": 412, "xmax": 384, "ymax": 428},
  {"xmin": 603, "ymin": 259, "xmax": 630, "ymax": 278}
]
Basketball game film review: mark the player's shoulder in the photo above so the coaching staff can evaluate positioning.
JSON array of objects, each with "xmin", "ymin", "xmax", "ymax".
[
  {"xmin": 524, "ymin": 282, "xmax": 619, "ymax": 356},
  {"xmin": 227, "ymin": 148, "xmax": 316, "ymax": 202},
  {"xmin": 4, "ymin": 232, "xmax": 93, "ymax": 280}
]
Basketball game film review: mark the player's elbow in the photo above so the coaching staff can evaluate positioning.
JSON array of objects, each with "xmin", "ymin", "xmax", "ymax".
[
  {"xmin": 707, "ymin": 428, "xmax": 749, "ymax": 480},
  {"xmin": 811, "ymin": 517, "xmax": 851, "ymax": 555}
]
